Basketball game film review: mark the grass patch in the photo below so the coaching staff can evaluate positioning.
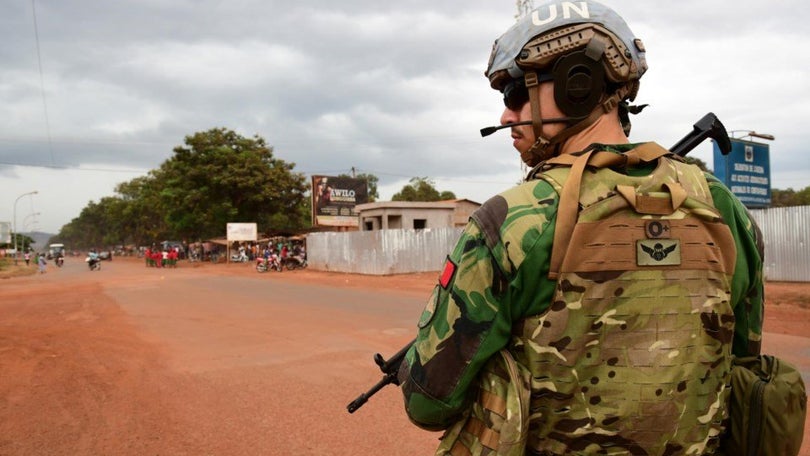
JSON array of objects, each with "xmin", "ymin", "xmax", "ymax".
[{"xmin": 0, "ymin": 257, "xmax": 37, "ymax": 279}]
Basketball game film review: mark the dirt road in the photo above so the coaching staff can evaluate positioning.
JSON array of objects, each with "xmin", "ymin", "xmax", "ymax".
[{"xmin": 1, "ymin": 257, "xmax": 808, "ymax": 455}]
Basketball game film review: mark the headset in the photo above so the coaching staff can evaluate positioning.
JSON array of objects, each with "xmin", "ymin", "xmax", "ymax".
[{"xmin": 551, "ymin": 48, "xmax": 607, "ymax": 119}]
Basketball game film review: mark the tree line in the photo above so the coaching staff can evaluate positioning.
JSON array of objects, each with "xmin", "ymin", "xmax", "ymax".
[
  {"xmin": 51, "ymin": 128, "xmax": 310, "ymax": 249},
  {"xmin": 44, "ymin": 128, "xmax": 456, "ymax": 250}
]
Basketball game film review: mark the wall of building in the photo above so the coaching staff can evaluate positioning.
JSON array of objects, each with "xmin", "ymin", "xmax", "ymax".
[
  {"xmin": 307, "ymin": 227, "xmax": 462, "ymax": 275},
  {"xmin": 358, "ymin": 207, "xmax": 453, "ymax": 230},
  {"xmin": 749, "ymin": 205, "xmax": 810, "ymax": 282},
  {"xmin": 452, "ymin": 200, "xmax": 481, "ymax": 227}
]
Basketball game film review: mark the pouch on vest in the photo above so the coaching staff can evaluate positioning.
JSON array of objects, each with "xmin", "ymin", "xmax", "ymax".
[
  {"xmin": 722, "ymin": 354, "xmax": 807, "ymax": 456},
  {"xmin": 434, "ymin": 350, "xmax": 530, "ymax": 456}
]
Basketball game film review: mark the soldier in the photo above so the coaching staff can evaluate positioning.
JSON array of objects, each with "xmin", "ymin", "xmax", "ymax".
[{"xmin": 398, "ymin": 1, "xmax": 764, "ymax": 455}]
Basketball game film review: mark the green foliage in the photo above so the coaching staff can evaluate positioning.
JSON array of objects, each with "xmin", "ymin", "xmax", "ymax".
[
  {"xmin": 0, "ymin": 233, "xmax": 35, "ymax": 252},
  {"xmin": 157, "ymin": 128, "xmax": 308, "ymax": 239},
  {"xmin": 338, "ymin": 172, "xmax": 379, "ymax": 202},
  {"xmin": 798, "ymin": 187, "xmax": 810, "ymax": 205},
  {"xmin": 770, "ymin": 187, "xmax": 810, "ymax": 207},
  {"xmin": 54, "ymin": 128, "xmax": 309, "ymax": 249},
  {"xmin": 391, "ymin": 177, "xmax": 456, "ymax": 202}
]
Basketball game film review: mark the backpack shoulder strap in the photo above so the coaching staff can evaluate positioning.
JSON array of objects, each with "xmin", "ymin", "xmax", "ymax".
[{"xmin": 546, "ymin": 142, "xmax": 672, "ymax": 280}]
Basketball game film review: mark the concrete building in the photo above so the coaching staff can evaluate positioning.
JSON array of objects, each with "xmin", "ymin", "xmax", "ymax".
[{"xmin": 355, "ymin": 199, "xmax": 481, "ymax": 231}]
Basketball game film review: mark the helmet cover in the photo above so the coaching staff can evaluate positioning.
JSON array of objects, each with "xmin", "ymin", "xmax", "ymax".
[{"xmin": 486, "ymin": 0, "xmax": 646, "ymax": 91}]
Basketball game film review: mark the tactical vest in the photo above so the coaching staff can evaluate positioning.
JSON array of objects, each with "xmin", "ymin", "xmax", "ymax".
[{"xmin": 437, "ymin": 143, "xmax": 738, "ymax": 456}]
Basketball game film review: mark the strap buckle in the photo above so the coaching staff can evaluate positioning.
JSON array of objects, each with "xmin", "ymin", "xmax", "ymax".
[{"xmin": 524, "ymin": 72, "xmax": 539, "ymax": 88}]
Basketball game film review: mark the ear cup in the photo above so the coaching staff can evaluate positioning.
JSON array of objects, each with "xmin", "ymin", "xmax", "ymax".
[{"xmin": 553, "ymin": 50, "xmax": 606, "ymax": 118}]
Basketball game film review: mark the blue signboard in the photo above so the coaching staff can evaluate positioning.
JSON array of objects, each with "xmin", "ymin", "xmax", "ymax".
[{"xmin": 713, "ymin": 138, "xmax": 771, "ymax": 208}]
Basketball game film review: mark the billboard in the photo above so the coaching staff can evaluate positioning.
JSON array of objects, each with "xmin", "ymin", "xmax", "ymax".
[
  {"xmin": 226, "ymin": 223, "xmax": 258, "ymax": 241},
  {"xmin": 311, "ymin": 175, "xmax": 369, "ymax": 227},
  {"xmin": 713, "ymin": 138, "xmax": 771, "ymax": 208}
]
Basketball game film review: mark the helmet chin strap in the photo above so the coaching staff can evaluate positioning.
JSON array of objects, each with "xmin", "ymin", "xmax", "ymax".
[
  {"xmin": 521, "ymin": 135, "xmax": 555, "ymax": 167},
  {"xmin": 521, "ymin": 70, "xmax": 633, "ymax": 168},
  {"xmin": 523, "ymin": 71, "xmax": 556, "ymax": 166}
]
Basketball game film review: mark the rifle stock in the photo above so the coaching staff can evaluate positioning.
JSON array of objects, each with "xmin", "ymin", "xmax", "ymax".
[{"xmin": 669, "ymin": 112, "xmax": 731, "ymax": 157}]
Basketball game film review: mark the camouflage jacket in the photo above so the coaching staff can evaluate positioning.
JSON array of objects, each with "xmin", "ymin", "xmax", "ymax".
[{"xmin": 399, "ymin": 143, "xmax": 764, "ymax": 433}]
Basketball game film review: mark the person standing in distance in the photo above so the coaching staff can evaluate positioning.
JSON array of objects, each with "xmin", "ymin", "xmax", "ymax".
[
  {"xmin": 37, "ymin": 252, "xmax": 47, "ymax": 274},
  {"xmin": 398, "ymin": 1, "xmax": 764, "ymax": 454}
]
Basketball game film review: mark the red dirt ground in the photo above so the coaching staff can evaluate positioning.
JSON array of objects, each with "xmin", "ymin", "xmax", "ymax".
[{"xmin": 1, "ymin": 257, "xmax": 808, "ymax": 455}]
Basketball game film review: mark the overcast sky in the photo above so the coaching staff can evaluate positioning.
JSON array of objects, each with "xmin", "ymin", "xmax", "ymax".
[{"xmin": 2, "ymin": 1, "xmax": 808, "ymax": 235}]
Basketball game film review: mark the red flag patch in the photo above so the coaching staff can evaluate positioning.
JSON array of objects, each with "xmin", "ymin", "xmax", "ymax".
[{"xmin": 439, "ymin": 256, "xmax": 457, "ymax": 289}]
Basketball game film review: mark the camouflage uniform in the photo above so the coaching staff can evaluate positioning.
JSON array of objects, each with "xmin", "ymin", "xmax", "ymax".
[{"xmin": 399, "ymin": 143, "xmax": 764, "ymax": 455}]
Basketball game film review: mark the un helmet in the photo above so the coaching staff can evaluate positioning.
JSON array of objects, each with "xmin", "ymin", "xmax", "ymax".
[{"xmin": 486, "ymin": 0, "xmax": 648, "ymax": 165}]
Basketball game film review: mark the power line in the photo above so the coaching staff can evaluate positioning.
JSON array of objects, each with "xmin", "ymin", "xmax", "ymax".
[
  {"xmin": 30, "ymin": 0, "xmax": 55, "ymax": 165},
  {"xmin": 515, "ymin": 0, "xmax": 534, "ymax": 20}
]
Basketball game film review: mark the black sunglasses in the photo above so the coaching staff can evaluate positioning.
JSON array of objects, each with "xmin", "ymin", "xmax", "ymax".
[
  {"xmin": 501, "ymin": 74, "xmax": 554, "ymax": 111},
  {"xmin": 502, "ymin": 79, "xmax": 528, "ymax": 111}
]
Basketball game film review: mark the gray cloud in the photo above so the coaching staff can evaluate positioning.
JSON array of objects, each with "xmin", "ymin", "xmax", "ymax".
[{"xmin": 1, "ymin": 0, "xmax": 807, "ymax": 233}]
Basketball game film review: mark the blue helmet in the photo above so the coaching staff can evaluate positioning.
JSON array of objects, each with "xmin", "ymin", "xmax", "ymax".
[{"xmin": 486, "ymin": 0, "xmax": 646, "ymax": 91}]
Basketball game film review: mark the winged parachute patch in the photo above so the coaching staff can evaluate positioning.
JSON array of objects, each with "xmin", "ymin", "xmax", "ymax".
[{"xmin": 637, "ymin": 239, "xmax": 681, "ymax": 266}]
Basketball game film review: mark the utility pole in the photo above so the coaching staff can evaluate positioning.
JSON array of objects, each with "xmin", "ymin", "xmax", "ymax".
[{"xmin": 516, "ymin": 0, "xmax": 534, "ymax": 20}]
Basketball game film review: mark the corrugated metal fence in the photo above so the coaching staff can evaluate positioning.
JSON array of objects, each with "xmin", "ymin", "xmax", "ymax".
[
  {"xmin": 749, "ymin": 205, "xmax": 810, "ymax": 282},
  {"xmin": 307, "ymin": 228, "xmax": 463, "ymax": 275},
  {"xmin": 308, "ymin": 205, "xmax": 810, "ymax": 281}
]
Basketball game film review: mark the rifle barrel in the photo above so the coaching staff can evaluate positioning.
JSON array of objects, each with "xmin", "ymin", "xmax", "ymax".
[{"xmin": 346, "ymin": 340, "xmax": 416, "ymax": 413}]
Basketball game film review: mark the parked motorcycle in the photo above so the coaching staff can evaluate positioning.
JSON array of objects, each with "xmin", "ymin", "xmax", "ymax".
[
  {"xmin": 230, "ymin": 252, "xmax": 249, "ymax": 263},
  {"xmin": 85, "ymin": 256, "xmax": 101, "ymax": 271},
  {"xmin": 256, "ymin": 256, "xmax": 282, "ymax": 273},
  {"xmin": 281, "ymin": 254, "xmax": 307, "ymax": 271}
]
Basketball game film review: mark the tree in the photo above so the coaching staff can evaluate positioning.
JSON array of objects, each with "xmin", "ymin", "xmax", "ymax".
[
  {"xmin": 770, "ymin": 187, "xmax": 810, "ymax": 207},
  {"xmin": 770, "ymin": 188, "xmax": 796, "ymax": 207},
  {"xmin": 56, "ymin": 196, "xmax": 131, "ymax": 248},
  {"xmin": 54, "ymin": 127, "xmax": 310, "ymax": 247},
  {"xmin": 794, "ymin": 186, "xmax": 810, "ymax": 206},
  {"xmin": 391, "ymin": 177, "xmax": 456, "ymax": 202},
  {"xmin": 0, "ymin": 233, "xmax": 35, "ymax": 252},
  {"xmin": 156, "ymin": 128, "xmax": 309, "ymax": 240},
  {"xmin": 338, "ymin": 172, "xmax": 379, "ymax": 203},
  {"xmin": 114, "ymin": 175, "xmax": 168, "ymax": 245}
]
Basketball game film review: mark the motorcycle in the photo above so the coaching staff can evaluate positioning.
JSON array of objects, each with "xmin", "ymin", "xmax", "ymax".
[
  {"xmin": 230, "ymin": 251, "xmax": 249, "ymax": 263},
  {"xmin": 85, "ymin": 256, "xmax": 101, "ymax": 271},
  {"xmin": 281, "ymin": 254, "xmax": 307, "ymax": 271},
  {"xmin": 55, "ymin": 256, "xmax": 64, "ymax": 267},
  {"xmin": 256, "ymin": 256, "xmax": 282, "ymax": 273}
]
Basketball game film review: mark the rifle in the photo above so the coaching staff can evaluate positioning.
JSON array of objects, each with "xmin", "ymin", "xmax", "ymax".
[
  {"xmin": 347, "ymin": 339, "xmax": 414, "ymax": 413},
  {"xmin": 346, "ymin": 112, "xmax": 731, "ymax": 414},
  {"xmin": 669, "ymin": 112, "xmax": 731, "ymax": 157}
]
